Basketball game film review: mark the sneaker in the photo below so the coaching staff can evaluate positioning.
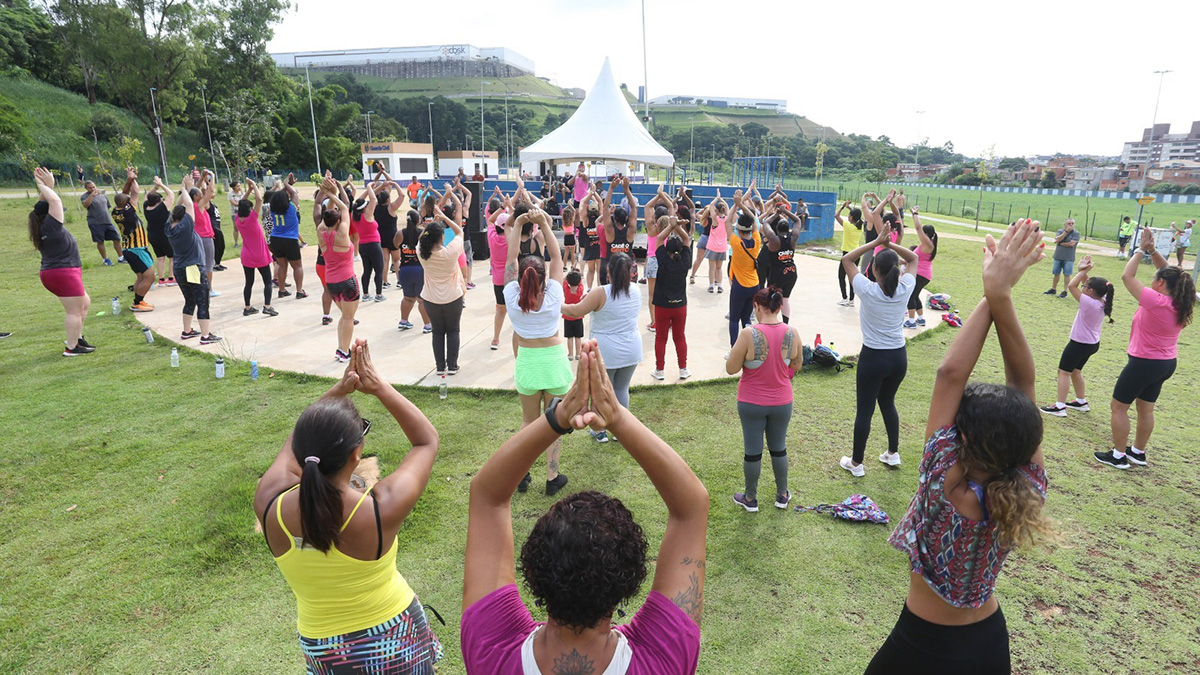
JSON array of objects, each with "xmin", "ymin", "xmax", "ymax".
[
  {"xmin": 647, "ymin": 323, "xmax": 656, "ymax": 332},
  {"xmin": 181, "ymin": 330, "xmax": 200, "ymax": 340},
  {"xmin": 131, "ymin": 301, "xmax": 154, "ymax": 312},
  {"xmin": 200, "ymin": 333, "xmax": 223, "ymax": 345},
  {"xmin": 490, "ymin": 339, "xmax": 499, "ymax": 350},
  {"xmin": 362, "ymin": 294, "xmax": 374, "ymax": 302},
  {"xmin": 157, "ymin": 278, "xmax": 167, "ymax": 288},
  {"xmin": 166, "ymin": 278, "xmax": 177, "ymax": 286},
  {"xmin": 546, "ymin": 474, "xmax": 569, "ymax": 496},
  {"xmin": 1058, "ymin": 291, "xmax": 1068, "ymax": 299},
  {"xmin": 1094, "ymin": 450, "xmax": 1129, "ymax": 469},
  {"xmin": 916, "ymin": 316, "xmax": 926, "ymax": 326},
  {"xmin": 774, "ymin": 490, "xmax": 792, "ymax": 510},
  {"xmin": 116, "ymin": 256, "xmax": 126, "ymax": 264},
  {"xmin": 837, "ymin": 298, "xmax": 851, "ymax": 306},
  {"xmin": 213, "ymin": 264, "xmax": 227, "ymax": 271},
  {"xmin": 277, "ymin": 289, "xmax": 292, "ymax": 298},
  {"xmin": 589, "ymin": 429, "xmax": 610, "ymax": 444},
  {"xmin": 322, "ymin": 315, "xmax": 333, "ymax": 326},
  {"xmin": 295, "ymin": 290, "xmax": 308, "ymax": 299},
  {"xmin": 708, "ymin": 284, "xmax": 715, "ymax": 293},
  {"xmin": 679, "ymin": 368, "xmax": 692, "ymax": 380},
  {"xmin": 839, "ymin": 456, "xmax": 865, "ymax": 477},
  {"xmin": 638, "ymin": 277, "xmax": 647, "ymax": 284},
  {"xmin": 398, "ymin": 320, "xmax": 413, "ymax": 330},
  {"xmin": 651, "ymin": 370, "xmax": 665, "ymax": 380},
  {"xmin": 374, "ymin": 294, "xmax": 386, "ymax": 303},
  {"xmin": 1064, "ymin": 400, "xmax": 1090, "ymax": 412},
  {"xmin": 847, "ymin": 299, "xmax": 855, "ymax": 307},
  {"xmin": 517, "ymin": 473, "xmax": 532, "ymax": 493},
  {"xmin": 335, "ymin": 348, "xmax": 351, "ymax": 363},
  {"xmin": 382, "ymin": 282, "xmax": 392, "ymax": 289},
  {"xmin": 0, "ymin": 332, "xmax": 11, "ymax": 339},
  {"xmin": 447, "ymin": 367, "xmax": 459, "ymax": 376},
  {"xmin": 878, "ymin": 452, "xmax": 902, "ymax": 467},
  {"xmin": 63, "ymin": 343, "xmax": 95, "ymax": 356},
  {"xmin": 1040, "ymin": 404, "xmax": 1067, "ymax": 418},
  {"xmin": 689, "ymin": 275, "xmax": 696, "ymax": 285},
  {"xmin": 209, "ymin": 290, "xmax": 222, "ymax": 298},
  {"xmin": 465, "ymin": 282, "xmax": 476, "ymax": 290},
  {"xmin": 243, "ymin": 307, "xmax": 260, "ymax": 316},
  {"xmin": 262, "ymin": 306, "xmax": 279, "ymax": 317},
  {"xmin": 77, "ymin": 335, "xmax": 94, "ymax": 349},
  {"xmin": 1126, "ymin": 447, "xmax": 1147, "ymax": 466},
  {"xmin": 716, "ymin": 286, "xmax": 724, "ymax": 294},
  {"xmin": 422, "ymin": 324, "xmax": 433, "ymax": 334},
  {"xmin": 103, "ymin": 258, "xmax": 113, "ymax": 266},
  {"xmin": 1043, "ymin": 289, "xmax": 1056, "ymax": 295},
  {"xmin": 733, "ymin": 492, "xmax": 759, "ymax": 513},
  {"xmin": 903, "ymin": 319, "xmax": 918, "ymax": 328},
  {"xmin": 353, "ymin": 255, "xmax": 361, "ymax": 262}
]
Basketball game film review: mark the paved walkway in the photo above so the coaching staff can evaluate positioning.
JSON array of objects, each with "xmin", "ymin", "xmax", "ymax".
[{"xmin": 133, "ymin": 247, "xmax": 946, "ymax": 390}]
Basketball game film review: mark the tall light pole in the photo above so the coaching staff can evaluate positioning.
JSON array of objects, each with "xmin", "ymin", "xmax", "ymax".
[
  {"xmin": 149, "ymin": 87, "xmax": 167, "ymax": 180},
  {"xmin": 504, "ymin": 95, "xmax": 510, "ymax": 175},
  {"xmin": 427, "ymin": 101, "xmax": 435, "ymax": 176},
  {"xmin": 362, "ymin": 110, "xmax": 374, "ymax": 142},
  {"xmin": 689, "ymin": 115, "xmax": 695, "ymax": 167},
  {"xmin": 1147, "ymin": 70, "xmax": 1172, "ymax": 168},
  {"xmin": 479, "ymin": 81, "xmax": 490, "ymax": 174},
  {"xmin": 305, "ymin": 64, "xmax": 322, "ymax": 174},
  {"xmin": 199, "ymin": 85, "xmax": 215, "ymax": 167},
  {"xmin": 914, "ymin": 110, "xmax": 926, "ymax": 166}
]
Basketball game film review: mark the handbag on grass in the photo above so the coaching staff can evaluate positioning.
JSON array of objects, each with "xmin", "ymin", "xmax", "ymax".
[{"xmin": 794, "ymin": 494, "xmax": 889, "ymax": 524}]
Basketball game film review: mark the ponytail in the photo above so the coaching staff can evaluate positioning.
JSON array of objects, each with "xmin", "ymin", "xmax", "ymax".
[
  {"xmin": 1086, "ymin": 277, "xmax": 1115, "ymax": 323},
  {"xmin": 517, "ymin": 255, "xmax": 546, "ymax": 312},
  {"xmin": 404, "ymin": 209, "xmax": 420, "ymax": 242},
  {"xmin": 986, "ymin": 469, "xmax": 1056, "ymax": 550},
  {"xmin": 1155, "ymin": 266, "xmax": 1196, "ymax": 327},
  {"xmin": 607, "ymin": 252, "xmax": 633, "ymax": 298},
  {"xmin": 419, "ymin": 221, "xmax": 444, "ymax": 260},
  {"xmin": 923, "ymin": 225, "xmax": 939, "ymax": 261},
  {"xmin": 291, "ymin": 397, "xmax": 363, "ymax": 554},
  {"xmin": 874, "ymin": 249, "xmax": 901, "ymax": 297}
]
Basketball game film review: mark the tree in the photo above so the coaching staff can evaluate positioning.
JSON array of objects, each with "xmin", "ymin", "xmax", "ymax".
[
  {"xmin": 0, "ymin": 93, "xmax": 27, "ymax": 154},
  {"xmin": 741, "ymin": 122, "xmax": 769, "ymax": 139},
  {"xmin": 998, "ymin": 156, "xmax": 1028, "ymax": 172},
  {"xmin": 1040, "ymin": 168, "xmax": 1058, "ymax": 189},
  {"xmin": 213, "ymin": 90, "xmax": 278, "ymax": 180}
]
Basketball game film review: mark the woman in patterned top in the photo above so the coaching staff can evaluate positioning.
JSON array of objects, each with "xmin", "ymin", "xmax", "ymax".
[{"xmin": 865, "ymin": 220, "xmax": 1054, "ymax": 675}]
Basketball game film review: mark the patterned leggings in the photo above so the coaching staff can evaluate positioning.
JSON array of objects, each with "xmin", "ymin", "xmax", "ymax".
[{"xmin": 299, "ymin": 597, "xmax": 443, "ymax": 674}]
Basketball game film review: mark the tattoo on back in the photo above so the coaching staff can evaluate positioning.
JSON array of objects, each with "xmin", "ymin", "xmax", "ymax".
[
  {"xmin": 672, "ymin": 557, "xmax": 705, "ymax": 624},
  {"xmin": 552, "ymin": 649, "xmax": 596, "ymax": 675}
]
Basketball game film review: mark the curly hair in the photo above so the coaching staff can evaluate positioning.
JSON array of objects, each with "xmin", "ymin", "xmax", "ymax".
[
  {"xmin": 956, "ymin": 383, "xmax": 1055, "ymax": 550},
  {"xmin": 519, "ymin": 490, "xmax": 648, "ymax": 630}
]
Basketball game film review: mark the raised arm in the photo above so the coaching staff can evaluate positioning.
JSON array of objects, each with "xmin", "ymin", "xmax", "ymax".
[
  {"xmin": 834, "ymin": 200, "xmax": 849, "ymax": 226},
  {"xmin": 504, "ymin": 211, "xmax": 523, "ymax": 283},
  {"xmin": 122, "ymin": 167, "xmax": 139, "ymax": 202},
  {"xmin": 841, "ymin": 224, "xmax": 891, "ymax": 281},
  {"xmin": 1067, "ymin": 255, "xmax": 1092, "ymax": 302},
  {"xmin": 179, "ymin": 173, "xmax": 195, "ymax": 214},
  {"xmin": 911, "ymin": 207, "xmax": 933, "ymax": 254},
  {"xmin": 1122, "ymin": 228, "xmax": 1165, "ymax": 298},
  {"xmin": 248, "ymin": 179, "xmax": 262, "ymax": 213},
  {"xmin": 983, "ymin": 220, "xmax": 1044, "ymax": 403},
  {"xmin": 153, "ymin": 176, "xmax": 175, "ymax": 210},
  {"xmin": 538, "ymin": 208, "xmax": 563, "ymax": 283},
  {"xmin": 33, "ymin": 168, "xmax": 64, "ymax": 222},
  {"xmin": 599, "ymin": 184, "xmax": 614, "ymax": 239},
  {"xmin": 282, "ymin": 176, "xmax": 299, "ymax": 206}
]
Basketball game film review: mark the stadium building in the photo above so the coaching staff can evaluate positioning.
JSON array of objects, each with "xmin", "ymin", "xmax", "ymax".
[{"xmin": 271, "ymin": 45, "xmax": 535, "ymax": 79}]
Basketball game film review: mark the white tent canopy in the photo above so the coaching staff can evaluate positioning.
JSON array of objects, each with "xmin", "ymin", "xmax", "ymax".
[{"xmin": 520, "ymin": 58, "xmax": 674, "ymax": 168}]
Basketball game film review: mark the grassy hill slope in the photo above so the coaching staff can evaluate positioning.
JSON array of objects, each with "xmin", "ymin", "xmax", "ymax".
[{"xmin": 0, "ymin": 76, "xmax": 201, "ymax": 182}]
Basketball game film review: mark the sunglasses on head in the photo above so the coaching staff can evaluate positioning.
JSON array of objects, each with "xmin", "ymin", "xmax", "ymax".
[{"xmin": 359, "ymin": 418, "xmax": 372, "ymax": 442}]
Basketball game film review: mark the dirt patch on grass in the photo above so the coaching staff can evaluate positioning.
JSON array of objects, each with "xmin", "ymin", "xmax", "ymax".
[{"xmin": 1030, "ymin": 599, "xmax": 1068, "ymax": 621}]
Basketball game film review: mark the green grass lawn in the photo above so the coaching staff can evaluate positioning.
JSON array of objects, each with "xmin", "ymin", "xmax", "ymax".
[
  {"xmin": 0, "ymin": 76, "xmax": 203, "ymax": 181},
  {"xmin": 1, "ymin": 194, "xmax": 1198, "ymax": 673},
  {"xmin": 788, "ymin": 178, "xmax": 1200, "ymax": 243}
]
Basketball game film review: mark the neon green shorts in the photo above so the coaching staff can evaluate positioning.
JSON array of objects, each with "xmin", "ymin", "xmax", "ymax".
[{"xmin": 514, "ymin": 342, "xmax": 573, "ymax": 396}]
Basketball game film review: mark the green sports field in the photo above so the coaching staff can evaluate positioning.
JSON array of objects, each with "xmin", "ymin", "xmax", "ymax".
[{"xmin": 1, "ymin": 195, "xmax": 1197, "ymax": 673}]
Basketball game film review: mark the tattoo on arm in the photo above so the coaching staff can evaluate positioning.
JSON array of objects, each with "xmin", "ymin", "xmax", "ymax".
[
  {"xmin": 504, "ymin": 260, "xmax": 518, "ymax": 285},
  {"xmin": 671, "ymin": 557, "xmax": 705, "ymax": 625},
  {"xmin": 552, "ymin": 650, "xmax": 596, "ymax": 675}
]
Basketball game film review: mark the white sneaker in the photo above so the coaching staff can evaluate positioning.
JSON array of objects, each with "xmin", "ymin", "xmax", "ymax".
[
  {"xmin": 837, "ymin": 299, "xmax": 851, "ymax": 306},
  {"xmin": 679, "ymin": 368, "xmax": 691, "ymax": 380},
  {"xmin": 878, "ymin": 452, "xmax": 902, "ymax": 467},
  {"xmin": 847, "ymin": 299, "xmax": 855, "ymax": 307},
  {"xmin": 839, "ymin": 456, "xmax": 865, "ymax": 477},
  {"xmin": 209, "ymin": 290, "xmax": 222, "ymax": 298},
  {"xmin": 362, "ymin": 294, "xmax": 373, "ymax": 302},
  {"xmin": 651, "ymin": 370, "xmax": 665, "ymax": 380}
]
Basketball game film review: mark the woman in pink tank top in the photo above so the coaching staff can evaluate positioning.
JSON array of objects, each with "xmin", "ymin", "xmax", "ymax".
[
  {"xmin": 724, "ymin": 285, "xmax": 803, "ymax": 513},
  {"xmin": 317, "ymin": 178, "xmax": 360, "ymax": 363},
  {"xmin": 904, "ymin": 208, "xmax": 938, "ymax": 328}
]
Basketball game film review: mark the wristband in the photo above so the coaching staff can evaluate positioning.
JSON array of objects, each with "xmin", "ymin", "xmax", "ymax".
[{"xmin": 544, "ymin": 397, "xmax": 574, "ymax": 435}]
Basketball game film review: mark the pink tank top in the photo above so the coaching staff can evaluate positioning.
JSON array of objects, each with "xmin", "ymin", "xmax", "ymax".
[
  {"xmin": 915, "ymin": 246, "xmax": 933, "ymax": 280},
  {"xmin": 736, "ymin": 322, "xmax": 795, "ymax": 406},
  {"xmin": 321, "ymin": 228, "xmax": 355, "ymax": 283}
]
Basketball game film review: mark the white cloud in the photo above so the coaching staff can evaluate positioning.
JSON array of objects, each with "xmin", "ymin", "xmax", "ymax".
[{"xmin": 269, "ymin": 0, "xmax": 1198, "ymax": 157}]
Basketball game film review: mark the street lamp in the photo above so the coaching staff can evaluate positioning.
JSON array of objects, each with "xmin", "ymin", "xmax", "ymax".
[
  {"xmin": 199, "ymin": 85, "xmax": 215, "ymax": 168},
  {"xmin": 504, "ymin": 95, "xmax": 510, "ymax": 175},
  {"xmin": 427, "ymin": 101, "xmax": 435, "ymax": 176},
  {"xmin": 914, "ymin": 110, "xmax": 926, "ymax": 165},
  {"xmin": 149, "ymin": 87, "xmax": 167, "ymax": 180},
  {"xmin": 1147, "ymin": 70, "xmax": 1173, "ymax": 168},
  {"xmin": 304, "ymin": 63, "xmax": 322, "ymax": 174},
  {"xmin": 479, "ymin": 81, "xmax": 490, "ymax": 175},
  {"xmin": 362, "ymin": 110, "xmax": 374, "ymax": 143},
  {"xmin": 689, "ymin": 115, "xmax": 695, "ymax": 167}
]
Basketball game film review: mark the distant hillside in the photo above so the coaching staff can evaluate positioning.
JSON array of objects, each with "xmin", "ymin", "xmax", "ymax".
[
  {"xmin": 0, "ymin": 76, "xmax": 201, "ymax": 179},
  {"xmin": 304, "ymin": 70, "xmax": 838, "ymax": 140}
]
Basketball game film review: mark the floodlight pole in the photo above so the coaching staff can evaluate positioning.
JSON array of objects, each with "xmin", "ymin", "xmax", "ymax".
[
  {"xmin": 914, "ymin": 111, "xmax": 925, "ymax": 166},
  {"xmin": 305, "ymin": 64, "xmax": 322, "ymax": 174},
  {"xmin": 149, "ymin": 87, "xmax": 168, "ymax": 180},
  {"xmin": 480, "ymin": 81, "xmax": 490, "ymax": 175},
  {"xmin": 1147, "ymin": 70, "xmax": 1172, "ymax": 169},
  {"xmin": 199, "ymin": 85, "xmax": 215, "ymax": 167}
]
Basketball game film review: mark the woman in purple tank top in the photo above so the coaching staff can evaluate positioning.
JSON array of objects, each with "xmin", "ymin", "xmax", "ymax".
[
  {"xmin": 724, "ymin": 286, "xmax": 803, "ymax": 513},
  {"xmin": 865, "ymin": 220, "xmax": 1054, "ymax": 675}
]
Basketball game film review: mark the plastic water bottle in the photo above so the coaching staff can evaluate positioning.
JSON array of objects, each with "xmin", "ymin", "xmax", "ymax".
[
  {"xmin": 170, "ymin": 347, "xmax": 180, "ymax": 368},
  {"xmin": 111, "ymin": 297, "xmax": 120, "ymax": 314},
  {"xmin": 142, "ymin": 326, "xmax": 154, "ymax": 343},
  {"xmin": 438, "ymin": 374, "xmax": 448, "ymax": 400},
  {"xmin": 215, "ymin": 357, "xmax": 225, "ymax": 379},
  {"xmin": 250, "ymin": 360, "xmax": 259, "ymax": 380}
]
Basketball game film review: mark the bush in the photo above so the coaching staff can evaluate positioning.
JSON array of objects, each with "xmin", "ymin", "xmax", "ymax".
[
  {"xmin": 0, "ymin": 92, "xmax": 26, "ymax": 153},
  {"xmin": 962, "ymin": 206, "xmax": 977, "ymax": 217},
  {"xmin": 1181, "ymin": 184, "xmax": 1200, "ymax": 195},
  {"xmin": 86, "ymin": 108, "xmax": 124, "ymax": 142}
]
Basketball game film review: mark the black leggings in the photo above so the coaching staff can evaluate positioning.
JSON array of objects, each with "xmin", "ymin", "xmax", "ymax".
[
  {"xmin": 360, "ymin": 242, "xmax": 384, "ymax": 295},
  {"xmin": 907, "ymin": 275, "xmax": 930, "ymax": 311},
  {"xmin": 854, "ymin": 345, "xmax": 908, "ymax": 462},
  {"xmin": 864, "ymin": 604, "xmax": 1009, "ymax": 675},
  {"xmin": 177, "ymin": 268, "xmax": 210, "ymax": 320},
  {"xmin": 243, "ymin": 264, "xmax": 273, "ymax": 306},
  {"xmin": 425, "ymin": 298, "xmax": 463, "ymax": 371},
  {"xmin": 213, "ymin": 226, "xmax": 225, "ymax": 265},
  {"xmin": 838, "ymin": 259, "xmax": 856, "ymax": 300}
]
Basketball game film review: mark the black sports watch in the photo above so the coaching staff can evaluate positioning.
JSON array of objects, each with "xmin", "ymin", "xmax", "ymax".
[{"xmin": 544, "ymin": 397, "xmax": 574, "ymax": 435}]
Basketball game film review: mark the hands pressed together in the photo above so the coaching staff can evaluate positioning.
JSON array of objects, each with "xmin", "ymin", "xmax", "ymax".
[
  {"xmin": 982, "ymin": 219, "xmax": 1045, "ymax": 298},
  {"xmin": 553, "ymin": 340, "xmax": 625, "ymax": 434},
  {"xmin": 330, "ymin": 339, "xmax": 390, "ymax": 398}
]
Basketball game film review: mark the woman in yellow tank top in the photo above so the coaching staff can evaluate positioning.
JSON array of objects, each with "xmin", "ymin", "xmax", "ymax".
[{"xmin": 254, "ymin": 339, "xmax": 443, "ymax": 673}]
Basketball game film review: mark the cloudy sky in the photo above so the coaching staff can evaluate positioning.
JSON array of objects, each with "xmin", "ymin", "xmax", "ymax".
[{"xmin": 269, "ymin": 0, "xmax": 1197, "ymax": 158}]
